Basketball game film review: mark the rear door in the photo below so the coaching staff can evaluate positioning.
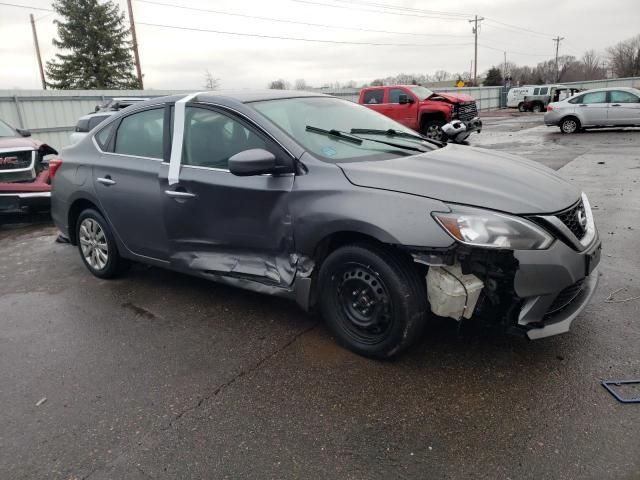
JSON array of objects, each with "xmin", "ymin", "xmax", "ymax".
[
  {"xmin": 93, "ymin": 106, "xmax": 169, "ymax": 260},
  {"xmin": 607, "ymin": 90, "xmax": 640, "ymax": 125},
  {"xmin": 160, "ymin": 105, "xmax": 296, "ymax": 286},
  {"xmin": 361, "ymin": 88, "xmax": 387, "ymax": 116},
  {"xmin": 575, "ymin": 90, "xmax": 609, "ymax": 126}
]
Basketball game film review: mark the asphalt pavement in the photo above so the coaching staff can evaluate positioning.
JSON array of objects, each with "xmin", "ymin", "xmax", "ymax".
[{"xmin": 1, "ymin": 115, "xmax": 639, "ymax": 479}]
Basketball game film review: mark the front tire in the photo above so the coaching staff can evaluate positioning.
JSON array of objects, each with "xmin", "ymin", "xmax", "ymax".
[
  {"xmin": 560, "ymin": 116, "xmax": 580, "ymax": 134},
  {"xmin": 518, "ymin": 102, "xmax": 526, "ymax": 112},
  {"xmin": 421, "ymin": 119, "xmax": 446, "ymax": 141},
  {"xmin": 318, "ymin": 244, "xmax": 428, "ymax": 359},
  {"xmin": 76, "ymin": 209, "xmax": 128, "ymax": 279}
]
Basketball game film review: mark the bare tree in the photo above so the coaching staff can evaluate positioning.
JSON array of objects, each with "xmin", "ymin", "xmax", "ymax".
[
  {"xmin": 581, "ymin": 50, "xmax": 603, "ymax": 80},
  {"xmin": 268, "ymin": 79, "xmax": 289, "ymax": 89},
  {"xmin": 294, "ymin": 78, "xmax": 307, "ymax": 90},
  {"xmin": 607, "ymin": 34, "xmax": 640, "ymax": 77},
  {"xmin": 203, "ymin": 70, "xmax": 220, "ymax": 90},
  {"xmin": 433, "ymin": 70, "xmax": 451, "ymax": 82}
]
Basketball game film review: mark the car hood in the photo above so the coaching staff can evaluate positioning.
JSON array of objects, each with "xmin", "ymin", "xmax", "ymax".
[
  {"xmin": 431, "ymin": 91, "xmax": 476, "ymax": 103},
  {"xmin": 337, "ymin": 144, "xmax": 580, "ymax": 214},
  {"xmin": 0, "ymin": 136, "xmax": 57, "ymax": 154}
]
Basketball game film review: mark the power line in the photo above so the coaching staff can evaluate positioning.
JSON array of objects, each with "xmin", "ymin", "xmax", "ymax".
[
  {"xmin": 479, "ymin": 43, "xmax": 556, "ymax": 58},
  {"xmin": 137, "ymin": 21, "xmax": 474, "ymax": 47},
  {"xmin": 135, "ymin": 0, "xmax": 469, "ymax": 38},
  {"xmin": 0, "ymin": 1, "xmax": 53, "ymax": 12},
  {"xmin": 483, "ymin": 17, "xmax": 555, "ymax": 39},
  {"xmin": 292, "ymin": 0, "xmax": 472, "ymax": 21},
  {"xmin": 329, "ymin": 0, "xmax": 472, "ymax": 19}
]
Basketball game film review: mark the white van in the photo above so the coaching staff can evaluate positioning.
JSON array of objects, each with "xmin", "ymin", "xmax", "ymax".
[{"xmin": 507, "ymin": 86, "xmax": 536, "ymax": 109}]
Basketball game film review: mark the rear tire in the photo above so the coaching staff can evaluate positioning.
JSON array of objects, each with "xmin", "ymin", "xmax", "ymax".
[
  {"xmin": 421, "ymin": 119, "xmax": 446, "ymax": 141},
  {"xmin": 76, "ymin": 208, "xmax": 129, "ymax": 279},
  {"xmin": 318, "ymin": 244, "xmax": 428, "ymax": 359},
  {"xmin": 560, "ymin": 116, "xmax": 580, "ymax": 134},
  {"xmin": 532, "ymin": 103, "xmax": 543, "ymax": 113}
]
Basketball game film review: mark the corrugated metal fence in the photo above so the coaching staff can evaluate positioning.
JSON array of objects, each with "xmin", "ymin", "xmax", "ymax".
[{"xmin": 2, "ymin": 77, "xmax": 639, "ymax": 150}]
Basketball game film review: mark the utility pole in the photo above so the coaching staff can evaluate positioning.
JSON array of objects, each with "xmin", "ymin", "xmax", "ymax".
[
  {"xmin": 126, "ymin": 0, "xmax": 144, "ymax": 89},
  {"xmin": 553, "ymin": 36, "xmax": 565, "ymax": 82},
  {"xmin": 503, "ymin": 51, "xmax": 507, "ymax": 80},
  {"xmin": 30, "ymin": 14, "xmax": 46, "ymax": 90},
  {"xmin": 469, "ymin": 15, "xmax": 484, "ymax": 85}
]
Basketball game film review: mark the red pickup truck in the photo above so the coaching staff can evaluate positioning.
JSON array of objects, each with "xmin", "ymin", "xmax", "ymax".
[{"xmin": 358, "ymin": 85, "xmax": 481, "ymax": 141}]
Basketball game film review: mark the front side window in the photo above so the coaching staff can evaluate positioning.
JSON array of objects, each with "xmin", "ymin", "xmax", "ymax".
[
  {"xmin": 114, "ymin": 108, "xmax": 164, "ymax": 159},
  {"xmin": 362, "ymin": 89, "xmax": 384, "ymax": 104},
  {"xmin": 581, "ymin": 91, "xmax": 608, "ymax": 104},
  {"xmin": 533, "ymin": 88, "xmax": 540, "ymax": 95},
  {"xmin": 251, "ymin": 97, "xmax": 436, "ymax": 163},
  {"xmin": 610, "ymin": 90, "xmax": 639, "ymax": 103},
  {"xmin": 539, "ymin": 87, "xmax": 548, "ymax": 95},
  {"xmin": 182, "ymin": 107, "xmax": 268, "ymax": 170},
  {"xmin": 389, "ymin": 88, "xmax": 411, "ymax": 103}
]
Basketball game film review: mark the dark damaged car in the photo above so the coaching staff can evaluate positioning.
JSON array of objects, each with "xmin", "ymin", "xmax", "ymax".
[
  {"xmin": 0, "ymin": 120, "xmax": 59, "ymax": 215},
  {"xmin": 51, "ymin": 91, "xmax": 601, "ymax": 358}
]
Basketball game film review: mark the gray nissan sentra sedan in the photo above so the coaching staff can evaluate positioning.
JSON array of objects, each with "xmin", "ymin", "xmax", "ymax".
[{"xmin": 51, "ymin": 90, "xmax": 601, "ymax": 358}]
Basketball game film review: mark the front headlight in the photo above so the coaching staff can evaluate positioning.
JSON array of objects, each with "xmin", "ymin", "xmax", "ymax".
[{"xmin": 433, "ymin": 206, "xmax": 554, "ymax": 250}]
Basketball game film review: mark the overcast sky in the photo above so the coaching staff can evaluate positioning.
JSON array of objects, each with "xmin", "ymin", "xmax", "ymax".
[{"xmin": 1, "ymin": 0, "xmax": 639, "ymax": 90}]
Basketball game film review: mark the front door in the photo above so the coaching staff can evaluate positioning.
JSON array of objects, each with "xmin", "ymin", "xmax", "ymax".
[
  {"xmin": 160, "ymin": 105, "xmax": 296, "ymax": 286},
  {"xmin": 93, "ymin": 106, "xmax": 169, "ymax": 260},
  {"xmin": 575, "ymin": 90, "xmax": 609, "ymax": 126},
  {"xmin": 607, "ymin": 90, "xmax": 640, "ymax": 125},
  {"xmin": 388, "ymin": 88, "xmax": 418, "ymax": 129}
]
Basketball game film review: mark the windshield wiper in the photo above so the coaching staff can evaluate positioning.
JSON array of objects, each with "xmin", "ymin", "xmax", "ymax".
[
  {"xmin": 306, "ymin": 125, "xmax": 428, "ymax": 153},
  {"xmin": 305, "ymin": 125, "xmax": 362, "ymax": 144},
  {"xmin": 350, "ymin": 128, "xmax": 443, "ymax": 147}
]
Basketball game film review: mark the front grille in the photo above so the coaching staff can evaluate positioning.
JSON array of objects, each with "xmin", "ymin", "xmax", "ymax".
[
  {"xmin": 0, "ymin": 150, "xmax": 35, "ymax": 183},
  {"xmin": 456, "ymin": 102, "xmax": 478, "ymax": 122},
  {"xmin": 546, "ymin": 279, "xmax": 586, "ymax": 316},
  {"xmin": 556, "ymin": 200, "xmax": 587, "ymax": 240}
]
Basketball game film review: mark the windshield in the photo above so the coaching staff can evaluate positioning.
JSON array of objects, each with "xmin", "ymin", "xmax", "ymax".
[
  {"xmin": 0, "ymin": 120, "xmax": 16, "ymax": 137},
  {"xmin": 407, "ymin": 86, "xmax": 434, "ymax": 100},
  {"xmin": 251, "ymin": 97, "xmax": 435, "ymax": 162}
]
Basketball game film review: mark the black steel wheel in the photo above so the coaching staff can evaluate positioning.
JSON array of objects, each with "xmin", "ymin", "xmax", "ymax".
[{"xmin": 318, "ymin": 244, "xmax": 428, "ymax": 359}]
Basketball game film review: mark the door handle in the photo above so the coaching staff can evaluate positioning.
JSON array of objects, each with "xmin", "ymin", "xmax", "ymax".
[
  {"xmin": 97, "ymin": 176, "xmax": 116, "ymax": 186},
  {"xmin": 610, "ymin": 104, "xmax": 621, "ymax": 107},
  {"xmin": 164, "ymin": 190, "xmax": 196, "ymax": 199},
  {"xmin": 578, "ymin": 104, "xmax": 588, "ymax": 107}
]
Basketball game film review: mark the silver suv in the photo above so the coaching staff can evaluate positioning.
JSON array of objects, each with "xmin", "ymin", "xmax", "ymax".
[{"xmin": 544, "ymin": 87, "xmax": 640, "ymax": 133}]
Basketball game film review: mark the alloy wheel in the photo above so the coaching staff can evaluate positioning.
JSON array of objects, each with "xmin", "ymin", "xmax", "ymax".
[
  {"xmin": 79, "ymin": 218, "xmax": 109, "ymax": 271},
  {"xmin": 425, "ymin": 124, "xmax": 443, "ymax": 141},
  {"xmin": 562, "ymin": 119, "xmax": 577, "ymax": 133}
]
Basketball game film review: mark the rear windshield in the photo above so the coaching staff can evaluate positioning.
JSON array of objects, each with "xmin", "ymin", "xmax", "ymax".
[
  {"xmin": 251, "ymin": 97, "xmax": 435, "ymax": 163},
  {"xmin": 0, "ymin": 120, "xmax": 16, "ymax": 137}
]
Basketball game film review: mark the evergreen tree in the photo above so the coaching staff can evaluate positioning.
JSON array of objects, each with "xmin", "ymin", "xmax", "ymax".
[
  {"xmin": 482, "ymin": 67, "xmax": 503, "ymax": 86},
  {"xmin": 46, "ymin": 0, "xmax": 141, "ymax": 89}
]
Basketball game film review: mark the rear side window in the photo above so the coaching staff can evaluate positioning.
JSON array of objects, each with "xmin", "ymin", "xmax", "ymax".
[
  {"xmin": 363, "ymin": 89, "xmax": 384, "ymax": 104},
  {"xmin": 75, "ymin": 119, "xmax": 90, "ymax": 132},
  {"xmin": 581, "ymin": 91, "xmax": 608, "ymax": 104},
  {"xmin": 95, "ymin": 122, "xmax": 116, "ymax": 150},
  {"xmin": 610, "ymin": 90, "xmax": 640, "ymax": 103},
  {"xmin": 114, "ymin": 108, "xmax": 164, "ymax": 159}
]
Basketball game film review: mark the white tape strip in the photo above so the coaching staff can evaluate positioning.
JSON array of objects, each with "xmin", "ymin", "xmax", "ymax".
[{"xmin": 168, "ymin": 92, "xmax": 205, "ymax": 185}]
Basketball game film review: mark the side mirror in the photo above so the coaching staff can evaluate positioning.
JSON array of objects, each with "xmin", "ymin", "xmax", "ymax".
[
  {"xmin": 398, "ymin": 94, "xmax": 414, "ymax": 105},
  {"xmin": 228, "ymin": 148, "xmax": 277, "ymax": 176},
  {"xmin": 16, "ymin": 128, "xmax": 31, "ymax": 137}
]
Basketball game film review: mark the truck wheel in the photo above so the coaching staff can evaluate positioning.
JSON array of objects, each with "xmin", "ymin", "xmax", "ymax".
[
  {"xmin": 76, "ymin": 208, "xmax": 129, "ymax": 279},
  {"xmin": 318, "ymin": 244, "xmax": 428, "ymax": 359},
  {"xmin": 532, "ymin": 103, "xmax": 543, "ymax": 113},
  {"xmin": 422, "ymin": 120, "xmax": 445, "ymax": 141},
  {"xmin": 518, "ymin": 102, "xmax": 526, "ymax": 112}
]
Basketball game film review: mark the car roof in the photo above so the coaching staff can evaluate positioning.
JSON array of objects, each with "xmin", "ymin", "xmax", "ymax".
[
  {"xmin": 137, "ymin": 89, "xmax": 328, "ymax": 107},
  {"xmin": 579, "ymin": 86, "xmax": 639, "ymax": 93}
]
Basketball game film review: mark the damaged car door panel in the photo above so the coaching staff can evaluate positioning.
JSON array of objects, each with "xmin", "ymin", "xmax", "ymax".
[{"xmin": 51, "ymin": 92, "xmax": 601, "ymax": 359}]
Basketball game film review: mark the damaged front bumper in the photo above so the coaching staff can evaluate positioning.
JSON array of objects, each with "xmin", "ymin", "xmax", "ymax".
[
  {"xmin": 0, "ymin": 190, "xmax": 51, "ymax": 213},
  {"xmin": 513, "ymin": 234, "xmax": 601, "ymax": 339}
]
